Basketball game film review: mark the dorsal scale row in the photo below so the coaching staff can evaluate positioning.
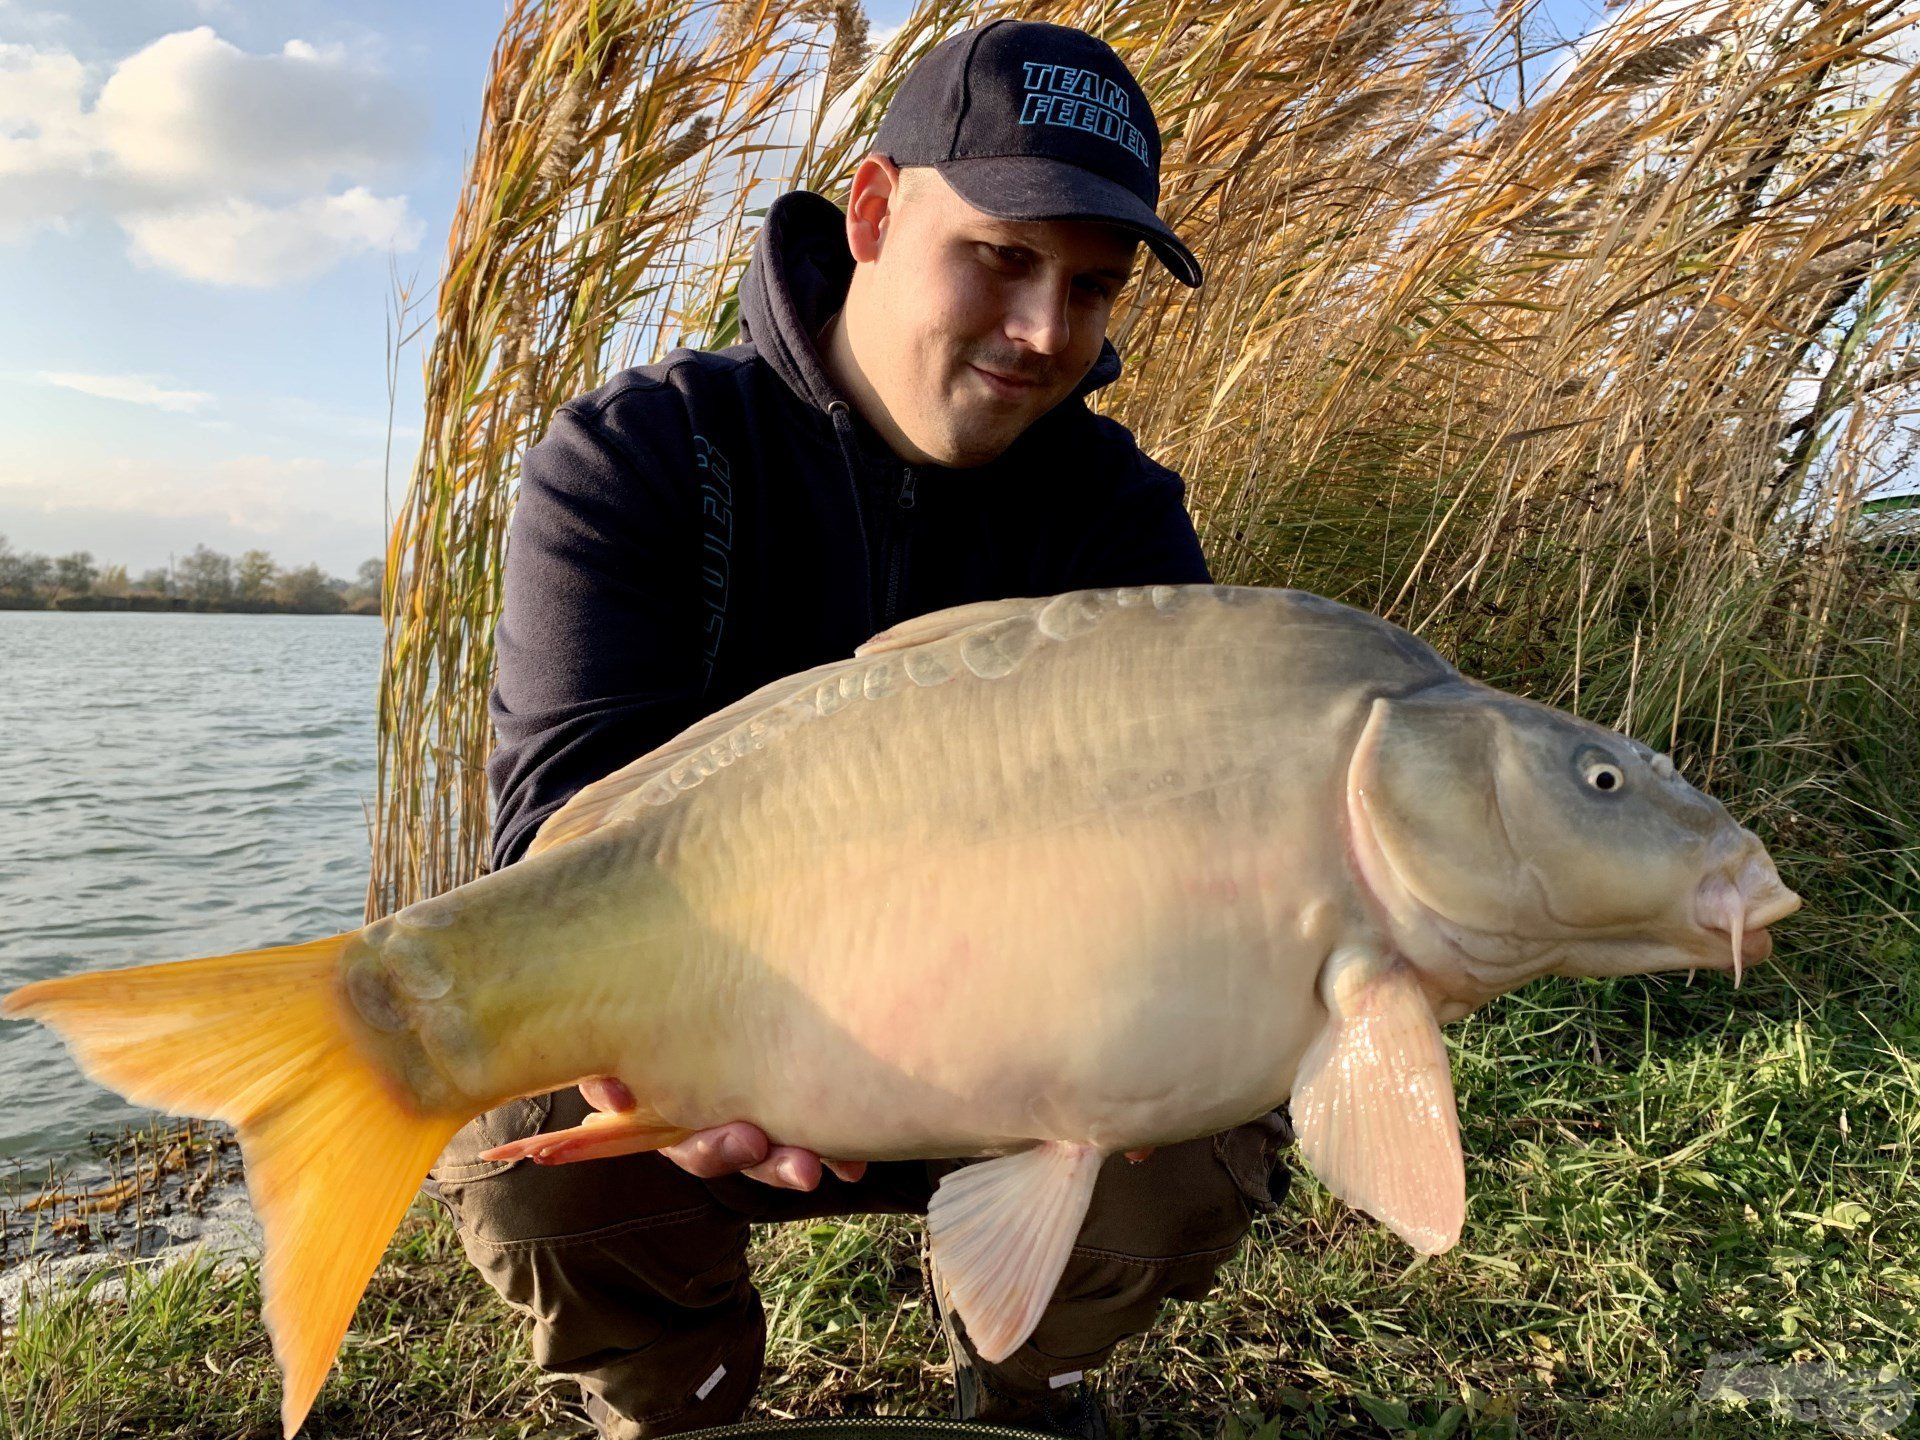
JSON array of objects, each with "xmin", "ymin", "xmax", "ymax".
[
  {"xmin": 633, "ymin": 585, "xmax": 1238, "ymax": 809},
  {"xmin": 522, "ymin": 585, "xmax": 1261, "ymax": 855}
]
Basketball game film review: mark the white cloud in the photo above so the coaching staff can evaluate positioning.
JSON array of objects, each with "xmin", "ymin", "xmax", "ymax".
[
  {"xmin": 95, "ymin": 28, "xmax": 411, "ymax": 193},
  {"xmin": 0, "ymin": 43, "xmax": 99, "ymax": 233},
  {"xmin": 40, "ymin": 371, "xmax": 212, "ymax": 410},
  {"xmin": 123, "ymin": 186, "xmax": 421, "ymax": 286},
  {"xmin": 0, "ymin": 27, "xmax": 420, "ymax": 283},
  {"xmin": 0, "ymin": 44, "xmax": 90, "ymax": 163}
]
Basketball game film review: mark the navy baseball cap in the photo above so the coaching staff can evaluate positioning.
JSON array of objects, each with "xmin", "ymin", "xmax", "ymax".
[{"xmin": 872, "ymin": 19, "xmax": 1202, "ymax": 288}]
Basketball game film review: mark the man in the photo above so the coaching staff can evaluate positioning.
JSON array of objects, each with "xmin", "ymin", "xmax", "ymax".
[{"xmin": 428, "ymin": 18, "xmax": 1295, "ymax": 1439}]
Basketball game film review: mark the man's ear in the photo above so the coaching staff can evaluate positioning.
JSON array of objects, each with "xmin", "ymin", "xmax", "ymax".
[{"xmin": 846, "ymin": 153, "xmax": 902, "ymax": 264}]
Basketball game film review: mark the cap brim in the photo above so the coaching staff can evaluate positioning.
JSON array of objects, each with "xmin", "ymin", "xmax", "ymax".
[{"xmin": 932, "ymin": 154, "xmax": 1203, "ymax": 289}]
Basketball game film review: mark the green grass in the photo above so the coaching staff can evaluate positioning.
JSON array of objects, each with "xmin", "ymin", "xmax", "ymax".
[{"xmin": 4, "ymin": 913, "xmax": 1913, "ymax": 1439}]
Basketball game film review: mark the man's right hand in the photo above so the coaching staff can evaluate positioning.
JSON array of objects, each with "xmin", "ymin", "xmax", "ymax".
[{"xmin": 579, "ymin": 1077, "xmax": 868, "ymax": 1190}]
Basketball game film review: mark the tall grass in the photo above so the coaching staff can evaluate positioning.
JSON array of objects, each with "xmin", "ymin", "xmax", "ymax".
[{"xmin": 366, "ymin": 0, "xmax": 832, "ymax": 913}]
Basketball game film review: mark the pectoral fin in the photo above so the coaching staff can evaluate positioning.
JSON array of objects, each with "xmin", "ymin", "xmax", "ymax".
[
  {"xmin": 1291, "ymin": 948, "xmax": 1465, "ymax": 1254},
  {"xmin": 926, "ymin": 1140, "xmax": 1104, "ymax": 1363}
]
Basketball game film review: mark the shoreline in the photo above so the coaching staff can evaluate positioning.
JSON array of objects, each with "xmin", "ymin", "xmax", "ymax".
[
  {"xmin": 0, "ymin": 598, "xmax": 381, "ymax": 616},
  {"xmin": 0, "ymin": 1119, "xmax": 259, "ymax": 1324}
]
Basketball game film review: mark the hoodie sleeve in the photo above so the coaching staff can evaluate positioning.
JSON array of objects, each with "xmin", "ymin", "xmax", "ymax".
[
  {"xmin": 1057, "ymin": 443, "xmax": 1214, "ymax": 590},
  {"xmin": 485, "ymin": 384, "xmax": 715, "ymax": 872}
]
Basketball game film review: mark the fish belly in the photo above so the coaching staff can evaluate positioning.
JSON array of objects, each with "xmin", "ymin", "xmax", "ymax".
[
  {"xmin": 600, "ymin": 607, "xmax": 1359, "ymax": 1161},
  {"xmin": 635, "ymin": 819, "xmax": 1335, "ymax": 1160}
]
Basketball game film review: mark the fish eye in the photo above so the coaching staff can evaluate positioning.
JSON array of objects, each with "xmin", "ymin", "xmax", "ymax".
[{"xmin": 1575, "ymin": 745, "xmax": 1627, "ymax": 794}]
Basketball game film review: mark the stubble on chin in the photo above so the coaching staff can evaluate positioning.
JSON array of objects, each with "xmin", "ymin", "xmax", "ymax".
[{"xmin": 953, "ymin": 417, "xmax": 1024, "ymax": 467}]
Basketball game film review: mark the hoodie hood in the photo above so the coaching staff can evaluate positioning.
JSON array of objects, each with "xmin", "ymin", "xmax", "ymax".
[{"xmin": 737, "ymin": 189, "xmax": 1125, "ymax": 435}]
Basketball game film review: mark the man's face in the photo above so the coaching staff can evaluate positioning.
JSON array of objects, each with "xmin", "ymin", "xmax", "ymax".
[{"xmin": 849, "ymin": 164, "xmax": 1139, "ymax": 467}]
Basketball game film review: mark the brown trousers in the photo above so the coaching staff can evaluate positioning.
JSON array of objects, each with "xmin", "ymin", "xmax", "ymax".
[{"xmin": 424, "ymin": 1088, "xmax": 1294, "ymax": 1438}]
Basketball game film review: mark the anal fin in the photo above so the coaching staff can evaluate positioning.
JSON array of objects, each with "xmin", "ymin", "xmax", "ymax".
[
  {"xmin": 477, "ymin": 1106, "xmax": 695, "ymax": 1166},
  {"xmin": 926, "ymin": 1140, "xmax": 1103, "ymax": 1363}
]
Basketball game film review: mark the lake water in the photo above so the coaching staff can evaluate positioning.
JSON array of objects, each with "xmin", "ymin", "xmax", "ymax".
[{"xmin": 0, "ymin": 612, "xmax": 383, "ymax": 1166}]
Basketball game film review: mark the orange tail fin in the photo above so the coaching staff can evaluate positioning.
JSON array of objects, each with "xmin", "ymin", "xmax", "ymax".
[{"xmin": 2, "ymin": 935, "xmax": 466, "ymax": 1437}]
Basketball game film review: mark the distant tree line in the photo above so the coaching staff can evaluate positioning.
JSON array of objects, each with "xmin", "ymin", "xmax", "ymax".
[{"xmin": 0, "ymin": 539, "xmax": 384, "ymax": 615}]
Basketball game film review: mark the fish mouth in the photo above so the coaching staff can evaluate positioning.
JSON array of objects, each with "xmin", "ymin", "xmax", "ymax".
[{"xmin": 1692, "ymin": 855, "xmax": 1802, "ymax": 988}]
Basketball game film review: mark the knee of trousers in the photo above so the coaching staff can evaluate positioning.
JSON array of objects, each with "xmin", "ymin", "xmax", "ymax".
[
  {"xmin": 1069, "ymin": 1106, "xmax": 1295, "ymax": 1260},
  {"xmin": 428, "ymin": 1089, "xmax": 755, "ymax": 1365}
]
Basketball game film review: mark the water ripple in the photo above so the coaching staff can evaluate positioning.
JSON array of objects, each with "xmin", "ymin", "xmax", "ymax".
[{"xmin": 0, "ymin": 612, "xmax": 382, "ymax": 1164}]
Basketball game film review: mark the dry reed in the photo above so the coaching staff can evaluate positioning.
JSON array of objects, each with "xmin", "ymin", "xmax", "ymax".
[{"xmin": 371, "ymin": 0, "xmax": 1918, "ymax": 955}]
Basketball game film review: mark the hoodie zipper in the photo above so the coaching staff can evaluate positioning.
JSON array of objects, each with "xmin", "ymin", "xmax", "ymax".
[
  {"xmin": 824, "ymin": 401, "xmax": 877, "ymax": 636},
  {"xmin": 882, "ymin": 465, "xmax": 917, "ymax": 631}
]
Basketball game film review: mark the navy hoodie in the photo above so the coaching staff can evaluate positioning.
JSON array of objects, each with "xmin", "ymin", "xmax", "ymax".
[{"xmin": 486, "ymin": 188, "xmax": 1212, "ymax": 871}]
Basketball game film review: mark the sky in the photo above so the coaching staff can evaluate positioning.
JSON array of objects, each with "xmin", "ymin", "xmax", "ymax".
[
  {"xmin": 0, "ymin": 0, "xmax": 499, "ymax": 578},
  {"xmin": 4, "ymin": 0, "xmax": 1894, "ymax": 581},
  {"xmin": 0, "ymin": 0, "xmax": 1621, "ymax": 582},
  {"xmin": 0, "ymin": 0, "xmax": 907, "ymax": 579}
]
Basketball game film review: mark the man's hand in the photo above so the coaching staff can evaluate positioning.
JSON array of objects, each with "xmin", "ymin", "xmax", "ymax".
[{"xmin": 579, "ymin": 1077, "xmax": 868, "ymax": 1189}]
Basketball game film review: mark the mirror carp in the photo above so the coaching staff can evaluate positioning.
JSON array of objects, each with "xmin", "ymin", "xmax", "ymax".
[{"xmin": 2, "ymin": 584, "xmax": 1799, "ymax": 1435}]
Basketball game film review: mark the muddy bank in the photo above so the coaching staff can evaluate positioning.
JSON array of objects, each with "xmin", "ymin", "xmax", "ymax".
[{"xmin": 0, "ymin": 1119, "xmax": 258, "ymax": 1323}]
